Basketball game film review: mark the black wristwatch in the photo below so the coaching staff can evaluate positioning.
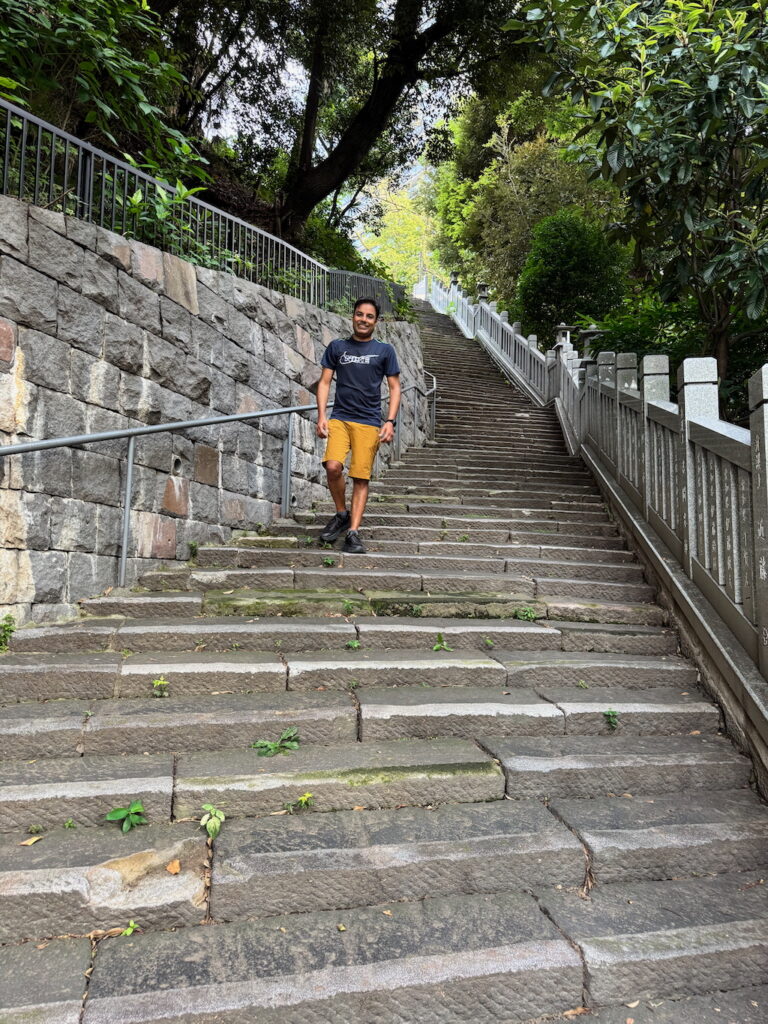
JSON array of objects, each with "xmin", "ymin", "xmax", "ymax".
[{"xmin": 385, "ymin": 418, "xmax": 396, "ymax": 425}]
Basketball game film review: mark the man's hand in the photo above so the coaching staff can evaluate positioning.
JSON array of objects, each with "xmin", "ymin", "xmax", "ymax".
[
  {"xmin": 379, "ymin": 421, "xmax": 395, "ymax": 443},
  {"xmin": 317, "ymin": 417, "xmax": 329, "ymax": 438}
]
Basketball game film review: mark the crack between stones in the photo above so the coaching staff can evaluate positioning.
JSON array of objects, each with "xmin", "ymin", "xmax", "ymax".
[
  {"xmin": 532, "ymin": 892, "xmax": 592, "ymax": 1014},
  {"xmin": 78, "ymin": 935, "xmax": 99, "ymax": 1024},
  {"xmin": 169, "ymin": 753, "xmax": 179, "ymax": 822},
  {"xmin": 545, "ymin": 801, "xmax": 597, "ymax": 899}
]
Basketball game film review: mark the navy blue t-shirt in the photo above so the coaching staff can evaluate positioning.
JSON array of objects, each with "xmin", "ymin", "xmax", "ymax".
[{"xmin": 321, "ymin": 336, "xmax": 401, "ymax": 427}]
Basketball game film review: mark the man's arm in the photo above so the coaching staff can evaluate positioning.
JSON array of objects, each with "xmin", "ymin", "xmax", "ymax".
[
  {"xmin": 316, "ymin": 366, "xmax": 334, "ymax": 437},
  {"xmin": 379, "ymin": 374, "xmax": 401, "ymax": 442}
]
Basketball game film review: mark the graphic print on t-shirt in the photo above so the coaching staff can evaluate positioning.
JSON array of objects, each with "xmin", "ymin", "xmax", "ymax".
[{"xmin": 321, "ymin": 337, "xmax": 400, "ymax": 427}]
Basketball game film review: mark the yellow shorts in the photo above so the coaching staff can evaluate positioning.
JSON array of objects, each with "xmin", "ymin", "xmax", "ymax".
[{"xmin": 323, "ymin": 419, "xmax": 380, "ymax": 480}]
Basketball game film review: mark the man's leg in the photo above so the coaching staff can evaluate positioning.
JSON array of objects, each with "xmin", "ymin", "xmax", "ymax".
[
  {"xmin": 325, "ymin": 460, "xmax": 347, "ymax": 512},
  {"xmin": 349, "ymin": 478, "xmax": 369, "ymax": 531}
]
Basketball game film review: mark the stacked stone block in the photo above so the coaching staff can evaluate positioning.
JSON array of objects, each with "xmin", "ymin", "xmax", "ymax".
[{"xmin": 0, "ymin": 196, "xmax": 425, "ymax": 622}]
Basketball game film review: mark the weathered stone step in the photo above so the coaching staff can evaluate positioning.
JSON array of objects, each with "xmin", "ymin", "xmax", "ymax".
[
  {"xmin": 483, "ymin": 735, "xmax": 750, "ymax": 799},
  {"xmin": 286, "ymin": 650, "xmax": 506, "ymax": 690},
  {"xmin": 193, "ymin": 549, "xmax": 511, "ymax": 575},
  {"xmin": 174, "ymin": 738, "xmax": 505, "ymax": 818},
  {"xmin": 551, "ymin": 791, "xmax": 768, "ymax": 883},
  {"xmin": 535, "ymin": 578, "xmax": 655, "ymax": 602},
  {"xmin": 539, "ymin": 874, "xmax": 768, "ymax": 1006},
  {"xmin": 536, "ymin": 685, "xmax": 718, "ymax": 735},
  {"xmin": 551, "ymin": 619, "xmax": 677, "ymax": 654},
  {"xmin": 272, "ymin": 516, "xmax": 623, "ymax": 541},
  {"xmin": 211, "ymin": 801, "xmax": 584, "ymax": 920},
  {"xmin": 354, "ymin": 617, "xmax": 561, "ymax": 651},
  {"xmin": 0, "ymin": 822, "xmax": 207, "ymax": 942},
  {"xmin": 584, "ymin": 985, "xmax": 768, "ymax": 1022},
  {"xmin": 0, "ymin": 754, "xmax": 173, "ymax": 832},
  {"xmin": 82, "ymin": 891, "xmax": 583, "ymax": 1023},
  {"xmin": 507, "ymin": 557, "xmax": 644, "ymax": 583},
  {"xmin": 81, "ymin": 692, "xmax": 356, "ymax": 755},
  {"xmin": 81, "ymin": 590, "xmax": 203, "ymax": 617},
  {"xmin": 495, "ymin": 651, "xmax": 696, "ymax": 689},
  {"xmin": 0, "ymin": 652, "xmax": 121, "ymax": 701},
  {"xmin": 359, "ymin": 686, "xmax": 563, "ymax": 740}
]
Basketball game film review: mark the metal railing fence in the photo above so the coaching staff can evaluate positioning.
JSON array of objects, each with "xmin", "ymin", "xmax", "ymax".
[
  {"xmin": 416, "ymin": 272, "xmax": 768, "ymax": 683},
  {"xmin": 0, "ymin": 98, "xmax": 405, "ymax": 315}
]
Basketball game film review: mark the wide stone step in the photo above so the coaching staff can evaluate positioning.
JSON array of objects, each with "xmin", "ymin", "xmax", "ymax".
[
  {"xmin": 81, "ymin": 590, "xmax": 203, "ymax": 617},
  {"xmin": 536, "ymin": 685, "xmax": 718, "ymax": 735},
  {"xmin": 495, "ymin": 651, "xmax": 696, "ymax": 688},
  {"xmin": 483, "ymin": 735, "xmax": 750, "ymax": 799},
  {"xmin": 507, "ymin": 557, "xmax": 644, "ymax": 582},
  {"xmin": 359, "ymin": 686, "xmax": 563, "ymax": 740},
  {"xmin": 535, "ymin": 578, "xmax": 655, "ymax": 602},
  {"xmin": 80, "ymin": 692, "xmax": 356, "ymax": 755},
  {"xmin": 0, "ymin": 822, "xmax": 207, "ymax": 942},
  {"xmin": 0, "ymin": 754, "xmax": 174, "ymax": 832},
  {"xmin": 81, "ymin": 891, "xmax": 583, "ymax": 1024},
  {"xmin": 551, "ymin": 791, "xmax": 768, "ymax": 883},
  {"xmin": 173, "ymin": 738, "xmax": 505, "ymax": 818},
  {"xmin": 353, "ymin": 617, "xmax": 562, "ymax": 651},
  {"xmin": 585, "ymin": 986, "xmax": 768, "ymax": 1023},
  {"xmin": 211, "ymin": 801, "xmax": 584, "ymax": 919},
  {"xmin": 552, "ymin": 620, "xmax": 678, "ymax": 654},
  {"xmin": 272, "ymin": 516, "xmax": 622, "ymax": 541},
  {"xmin": 539, "ymin": 874, "xmax": 768, "ymax": 1006},
  {"xmin": 285, "ymin": 650, "xmax": 507, "ymax": 690}
]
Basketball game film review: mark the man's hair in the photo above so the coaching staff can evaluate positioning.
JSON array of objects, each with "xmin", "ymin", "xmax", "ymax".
[{"xmin": 353, "ymin": 296, "xmax": 381, "ymax": 318}]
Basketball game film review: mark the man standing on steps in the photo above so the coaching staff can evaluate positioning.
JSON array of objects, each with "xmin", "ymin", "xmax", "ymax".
[{"xmin": 315, "ymin": 297, "xmax": 401, "ymax": 554}]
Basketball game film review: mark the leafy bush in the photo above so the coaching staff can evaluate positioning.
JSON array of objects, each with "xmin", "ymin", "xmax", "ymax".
[{"xmin": 516, "ymin": 210, "xmax": 628, "ymax": 341}]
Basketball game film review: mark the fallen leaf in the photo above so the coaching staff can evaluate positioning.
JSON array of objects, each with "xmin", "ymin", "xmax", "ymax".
[
  {"xmin": 165, "ymin": 859, "xmax": 181, "ymax": 875},
  {"xmin": 622, "ymin": 793, "xmax": 633, "ymax": 798},
  {"xmin": 382, "ymin": 909, "xmax": 392, "ymax": 916},
  {"xmin": 269, "ymin": 809, "xmax": 288, "ymax": 815},
  {"xmin": 337, "ymin": 924, "xmax": 346, "ymax": 931},
  {"xmin": 35, "ymin": 942, "xmax": 49, "ymax": 949},
  {"xmin": 626, "ymin": 1001, "xmax": 640, "ymax": 1008},
  {"xmin": 222, "ymin": 589, "xmax": 234, "ymax": 595},
  {"xmin": 689, "ymin": 730, "xmax": 701, "ymax": 735},
  {"xmin": 278, "ymin": 927, "xmax": 286, "ymax": 933},
  {"xmin": 20, "ymin": 836, "xmax": 43, "ymax": 846},
  {"xmin": 352, "ymin": 806, "xmax": 366, "ymax": 811},
  {"xmin": 627, "ymin": 1019, "xmax": 635, "ymax": 1024},
  {"xmin": 563, "ymin": 1010, "xmax": 590, "ymax": 1018}
]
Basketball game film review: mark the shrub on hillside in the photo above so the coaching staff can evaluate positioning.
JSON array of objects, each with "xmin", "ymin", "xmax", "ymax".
[{"xmin": 515, "ymin": 210, "xmax": 628, "ymax": 342}]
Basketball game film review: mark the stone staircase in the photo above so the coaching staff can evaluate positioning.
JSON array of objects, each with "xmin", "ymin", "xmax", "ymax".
[{"xmin": 2, "ymin": 303, "xmax": 768, "ymax": 1023}]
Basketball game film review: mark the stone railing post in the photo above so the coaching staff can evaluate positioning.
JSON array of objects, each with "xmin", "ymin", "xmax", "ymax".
[
  {"xmin": 583, "ymin": 359, "xmax": 599, "ymax": 442},
  {"xmin": 596, "ymin": 351, "xmax": 616, "ymax": 469},
  {"xmin": 639, "ymin": 354, "xmax": 670, "ymax": 522},
  {"xmin": 677, "ymin": 358, "xmax": 719, "ymax": 577},
  {"xmin": 748, "ymin": 365, "xmax": 768, "ymax": 675},
  {"xmin": 616, "ymin": 353, "xmax": 638, "ymax": 484}
]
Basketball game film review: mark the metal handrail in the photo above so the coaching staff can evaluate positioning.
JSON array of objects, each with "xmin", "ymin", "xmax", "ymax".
[
  {"xmin": 2, "ymin": 372, "xmax": 439, "ymax": 586},
  {"xmin": 0, "ymin": 98, "xmax": 405, "ymax": 314}
]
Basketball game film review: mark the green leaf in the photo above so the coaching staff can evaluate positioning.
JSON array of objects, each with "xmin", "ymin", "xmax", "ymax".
[
  {"xmin": 707, "ymin": 74, "xmax": 720, "ymax": 91},
  {"xmin": 122, "ymin": 818, "xmax": 133, "ymax": 833},
  {"xmin": 106, "ymin": 808, "xmax": 128, "ymax": 821}
]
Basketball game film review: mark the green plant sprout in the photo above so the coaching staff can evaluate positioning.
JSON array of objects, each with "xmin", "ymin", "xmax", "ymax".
[
  {"xmin": 106, "ymin": 801, "xmax": 148, "ymax": 832},
  {"xmin": 152, "ymin": 676, "xmax": 170, "ymax": 698},
  {"xmin": 482, "ymin": 636, "xmax": 495, "ymax": 648},
  {"xmin": 342, "ymin": 600, "xmax": 356, "ymax": 615},
  {"xmin": 347, "ymin": 679, "xmax": 361, "ymax": 690},
  {"xmin": 603, "ymin": 709, "xmax": 619, "ymax": 731},
  {"xmin": 121, "ymin": 920, "xmax": 140, "ymax": 936},
  {"xmin": 27, "ymin": 824, "xmax": 43, "ymax": 835},
  {"xmin": 63, "ymin": 818, "xmax": 76, "ymax": 830},
  {"xmin": 513, "ymin": 606, "xmax": 537, "ymax": 621},
  {"xmin": 284, "ymin": 792, "xmax": 314, "ymax": 813},
  {"xmin": 577, "ymin": 680, "xmax": 589, "ymax": 689},
  {"xmin": 188, "ymin": 540, "xmax": 198, "ymax": 559},
  {"xmin": 458, "ymin": 534, "xmax": 469, "ymax": 542},
  {"xmin": 323, "ymin": 557, "xmax": 336, "ymax": 567},
  {"xmin": 251, "ymin": 727, "xmax": 300, "ymax": 757},
  {"xmin": 200, "ymin": 804, "xmax": 225, "ymax": 839},
  {"xmin": 345, "ymin": 639, "xmax": 361, "ymax": 650},
  {"xmin": 433, "ymin": 632, "xmax": 453, "ymax": 652},
  {"xmin": 0, "ymin": 613, "xmax": 15, "ymax": 652}
]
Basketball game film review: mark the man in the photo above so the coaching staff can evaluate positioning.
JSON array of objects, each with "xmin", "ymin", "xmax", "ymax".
[{"xmin": 315, "ymin": 297, "xmax": 401, "ymax": 554}]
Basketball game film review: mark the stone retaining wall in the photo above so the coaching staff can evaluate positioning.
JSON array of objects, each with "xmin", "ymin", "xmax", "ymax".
[{"xmin": 0, "ymin": 196, "xmax": 426, "ymax": 623}]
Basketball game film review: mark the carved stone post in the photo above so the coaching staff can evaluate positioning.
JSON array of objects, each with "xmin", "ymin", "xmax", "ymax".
[
  {"xmin": 677, "ymin": 358, "xmax": 719, "ymax": 577},
  {"xmin": 616, "ymin": 353, "xmax": 638, "ymax": 485},
  {"xmin": 748, "ymin": 365, "xmax": 768, "ymax": 676},
  {"xmin": 639, "ymin": 355, "xmax": 670, "ymax": 522},
  {"xmin": 596, "ymin": 351, "xmax": 616, "ymax": 469}
]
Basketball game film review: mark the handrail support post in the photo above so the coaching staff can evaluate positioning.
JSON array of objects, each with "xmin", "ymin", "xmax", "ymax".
[
  {"xmin": 118, "ymin": 435, "xmax": 136, "ymax": 588},
  {"xmin": 749, "ymin": 365, "xmax": 768, "ymax": 675}
]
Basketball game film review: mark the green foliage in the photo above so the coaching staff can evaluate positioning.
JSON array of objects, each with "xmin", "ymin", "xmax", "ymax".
[
  {"xmin": 283, "ymin": 792, "xmax": 314, "ymax": 814},
  {"xmin": 508, "ymin": 0, "xmax": 768, "ymax": 378},
  {"xmin": 0, "ymin": 614, "xmax": 15, "ymax": 653},
  {"xmin": 200, "ymin": 804, "xmax": 225, "ymax": 840},
  {"xmin": 577, "ymin": 680, "xmax": 589, "ymax": 689},
  {"xmin": 322, "ymin": 557, "xmax": 337, "ymax": 567},
  {"xmin": 516, "ymin": 210, "xmax": 628, "ymax": 339},
  {"xmin": 106, "ymin": 800, "xmax": 148, "ymax": 833},
  {"xmin": 433, "ymin": 633, "xmax": 453, "ymax": 652},
  {"xmin": 345, "ymin": 639, "xmax": 361, "ymax": 650},
  {"xmin": 251, "ymin": 727, "xmax": 300, "ymax": 757},
  {"xmin": 27, "ymin": 824, "xmax": 44, "ymax": 835},
  {"xmin": 0, "ymin": 0, "xmax": 204, "ymax": 179},
  {"xmin": 513, "ymin": 605, "xmax": 538, "ymax": 621},
  {"xmin": 482, "ymin": 636, "xmax": 495, "ymax": 648},
  {"xmin": 63, "ymin": 818, "xmax": 77, "ymax": 829},
  {"xmin": 341, "ymin": 600, "xmax": 356, "ymax": 615},
  {"xmin": 603, "ymin": 708, "xmax": 619, "ymax": 731},
  {"xmin": 188, "ymin": 541, "xmax": 199, "ymax": 560},
  {"xmin": 152, "ymin": 676, "xmax": 170, "ymax": 698},
  {"xmin": 121, "ymin": 920, "xmax": 140, "ymax": 936}
]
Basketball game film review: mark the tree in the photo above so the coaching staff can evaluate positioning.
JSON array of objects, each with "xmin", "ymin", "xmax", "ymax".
[
  {"xmin": 0, "ymin": 0, "xmax": 203, "ymax": 178},
  {"xmin": 516, "ymin": 209, "xmax": 628, "ymax": 339},
  {"xmin": 358, "ymin": 180, "xmax": 438, "ymax": 287},
  {"xmin": 507, "ymin": 0, "xmax": 768, "ymax": 380}
]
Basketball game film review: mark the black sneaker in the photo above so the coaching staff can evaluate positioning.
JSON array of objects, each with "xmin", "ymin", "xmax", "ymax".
[
  {"xmin": 319, "ymin": 510, "xmax": 350, "ymax": 543},
  {"xmin": 343, "ymin": 530, "xmax": 366, "ymax": 554}
]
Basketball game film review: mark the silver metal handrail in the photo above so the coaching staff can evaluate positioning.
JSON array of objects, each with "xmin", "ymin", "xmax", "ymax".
[
  {"xmin": 1, "ymin": 403, "xmax": 315, "ymax": 587},
  {"xmin": 2, "ymin": 372, "xmax": 439, "ymax": 586}
]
